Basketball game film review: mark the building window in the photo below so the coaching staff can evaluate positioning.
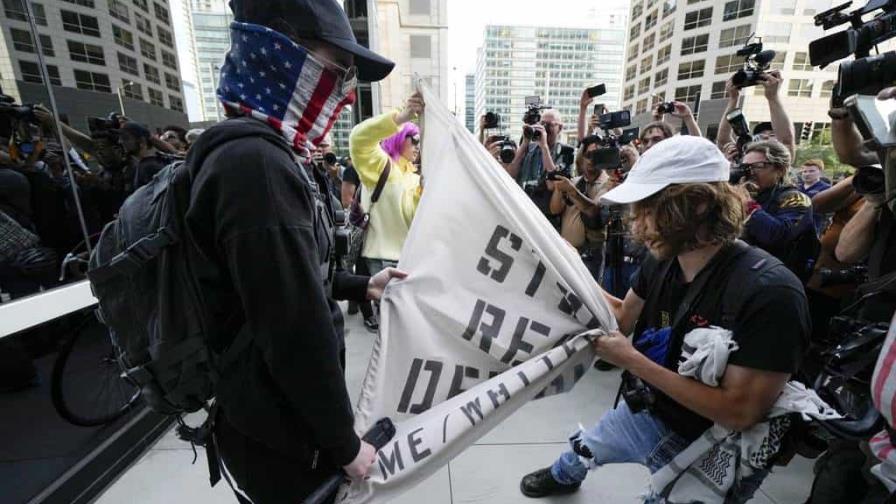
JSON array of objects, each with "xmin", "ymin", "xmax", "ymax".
[
  {"xmin": 165, "ymin": 72, "xmax": 179, "ymax": 91},
  {"xmin": 118, "ymin": 52, "xmax": 138, "ymax": 76},
  {"xmin": 74, "ymin": 69, "xmax": 111, "ymax": 92},
  {"xmin": 763, "ymin": 23, "xmax": 791, "ymax": 44},
  {"xmin": 409, "ymin": 0, "xmax": 430, "ymax": 15},
  {"xmin": 157, "ymin": 26, "xmax": 174, "ymax": 48},
  {"xmin": 678, "ymin": 59, "xmax": 705, "ymax": 80},
  {"xmin": 775, "ymin": 0, "xmax": 796, "ymax": 15},
  {"xmin": 61, "ymin": 10, "xmax": 101, "ymax": 37},
  {"xmin": 624, "ymin": 84, "xmax": 635, "ymax": 101},
  {"xmin": 641, "ymin": 55, "xmax": 653, "ymax": 73},
  {"xmin": 684, "ymin": 7, "xmax": 712, "ymax": 30},
  {"xmin": 788, "ymin": 79, "xmax": 813, "ymax": 97},
  {"xmin": 148, "ymin": 87, "xmax": 164, "ymax": 107},
  {"xmin": 659, "ymin": 21, "xmax": 674, "ymax": 42},
  {"xmin": 639, "ymin": 76, "xmax": 651, "ymax": 95},
  {"xmin": 409, "ymin": 35, "xmax": 431, "ymax": 58},
  {"xmin": 133, "ymin": 0, "xmax": 147, "ymax": 11},
  {"xmin": 10, "ymin": 28, "xmax": 32, "ymax": 52},
  {"xmin": 770, "ymin": 51, "xmax": 787, "ymax": 70},
  {"xmin": 723, "ymin": 0, "xmax": 754, "ymax": 21},
  {"xmin": 710, "ymin": 80, "xmax": 727, "ymax": 99},
  {"xmin": 625, "ymin": 65, "xmax": 636, "ymax": 82},
  {"xmin": 140, "ymin": 38, "xmax": 156, "ymax": 60},
  {"xmin": 68, "ymin": 40, "xmax": 105, "ymax": 65},
  {"xmin": 657, "ymin": 44, "xmax": 671, "ymax": 65},
  {"xmin": 628, "ymin": 42, "xmax": 639, "ymax": 60},
  {"xmin": 153, "ymin": 2, "xmax": 169, "ymax": 23},
  {"xmin": 161, "ymin": 50, "xmax": 178, "ymax": 70},
  {"xmin": 655, "ymin": 68, "xmax": 669, "ymax": 87},
  {"xmin": 3, "ymin": 0, "xmax": 44, "ymax": 23},
  {"xmin": 675, "ymin": 84, "xmax": 702, "ymax": 103},
  {"xmin": 820, "ymin": 80, "xmax": 835, "ymax": 98},
  {"xmin": 63, "ymin": 0, "xmax": 94, "ymax": 6},
  {"xmin": 20, "ymin": 61, "xmax": 61, "ymax": 85},
  {"xmin": 719, "ymin": 24, "xmax": 751, "ymax": 48},
  {"xmin": 629, "ymin": 22, "xmax": 641, "ymax": 41},
  {"xmin": 144, "ymin": 63, "xmax": 160, "ymax": 84},
  {"xmin": 645, "ymin": 10, "xmax": 658, "ymax": 29},
  {"xmin": 663, "ymin": 0, "xmax": 677, "ymax": 17},
  {"xmin": 122, "ymin": 80, "xmax": 142, "ymax": 100},
  {"xmin": 636, "ymin": 98, "xmax": 649, "ymax": 114},
  {"xmin": 113, "ymin": 24, "xmax": 134, "ymax": 50},
  {"xmin": 632, "ymin": 1, "xmax": 643, "ymax": 19},
  {"xmin": 37, "ymin": 34, "xmax": 53, "ymax": 56},
  {"xmin": 109, "ymin": 0, "xmax": 129, "ymax": 23},
  {"xmin": 169, "ymin": 94, "xmax": 184, "ymax": 112},
  {"xmin": 715, "ymin": 54, "xmax": 740, "ymax": 73},
  {"xmin": 803, "ymin": 0, "xmax": 829, "ymax": 16},
  {"xmin": 792, "ymin": 52, "xmax": 813, "ymax": 71},
  {"xmin": 681, "ymin": 34, "xmax": 709, "ymax": 55},
  {"xmin": 643, "ymin": 33, "xmax": 656, "ymax": 51},
  {"xmin": 135, "ymin": 13, "xmax": 152, "ymax": 36}
]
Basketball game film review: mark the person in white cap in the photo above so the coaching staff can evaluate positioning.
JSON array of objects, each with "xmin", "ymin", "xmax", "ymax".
[{"xmin": 520, "ymin": 136, "xmax": 810, "ymax": 502}]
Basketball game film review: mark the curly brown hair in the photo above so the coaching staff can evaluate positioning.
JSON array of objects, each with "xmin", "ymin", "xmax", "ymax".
[{"xmin": 630, "ymin": 182, "xmax": 745, "ymax": 259}]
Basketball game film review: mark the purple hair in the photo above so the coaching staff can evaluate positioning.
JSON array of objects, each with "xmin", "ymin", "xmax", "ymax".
[{"xmin": 380, "ymin": 122, "xmax": 420, "ymax": 161}]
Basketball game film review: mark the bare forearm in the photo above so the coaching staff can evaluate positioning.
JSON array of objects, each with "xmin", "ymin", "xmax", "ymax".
[
  {"xmin": 577, "ymin": 106, "xmax": 588, "ymax": 143},
  {"xmin": 836, "ymin": 202, "xmax": 879, "ymax": 263},
  {"xmin": 549, "ymin": 188, "xmax": 565, "ymax": 215},
  {"xmin": 627, "ymin": 355, "xmax": 763, "ymax": 431},
  {"xmin": 832, "ymin": 117, "xmax": 880, "ymax": 166},
  {"xmin": 58, "ymin": 123, "xmax": 97, "ymax": 155},
  {"xmin": 507, "ymin": 144, "xmax": 527, "ymax": 179},
  {"xmin": 768, "ymin": 97, "xmax": 795, "ymax": 157},
  {"xmin": 716, "ymin": 102, "xmax": 737, "ymax": 148},
  {"xmin": 682, "ymin": 114, "xmax": 702, "ymax": 137},
  {"xmin": 812, "ymin": 176, "xmax": 857, "ymax": 213}
]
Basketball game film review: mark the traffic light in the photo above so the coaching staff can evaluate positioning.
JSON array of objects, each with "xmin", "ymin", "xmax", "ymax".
[{"xmin": 800, "ymin": 122, "xmax": 814, "ymax": 144}]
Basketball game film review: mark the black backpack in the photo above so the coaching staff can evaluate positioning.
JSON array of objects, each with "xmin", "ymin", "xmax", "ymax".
[{"xmin": 87, "ymin": 120, "xmax": 290, "ymax": 416}]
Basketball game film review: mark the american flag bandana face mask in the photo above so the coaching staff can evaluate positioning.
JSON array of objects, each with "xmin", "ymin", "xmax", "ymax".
[{"xmin": 217, "ymin": 22, "xmax": 357, "ymax": 156}]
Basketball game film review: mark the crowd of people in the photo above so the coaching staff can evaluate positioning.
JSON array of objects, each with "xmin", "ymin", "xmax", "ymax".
[{"xmin": 1, "ymin": 0, "xmax": 895, "ymax": 502}]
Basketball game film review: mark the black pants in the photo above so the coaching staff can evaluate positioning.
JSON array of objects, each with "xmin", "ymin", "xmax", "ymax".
[
  {"xmin": 215, "ymin": 413, "xmax": 337, "ymax": 504},
  {"xmin": 355, "ymin": 258, "xmax": 374, "ymax": 319}
]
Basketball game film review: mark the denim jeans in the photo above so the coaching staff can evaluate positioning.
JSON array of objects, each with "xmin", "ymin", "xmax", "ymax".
[{"xmin": 550, "ymin": 402, "xmax": 769, "ymax": 503}]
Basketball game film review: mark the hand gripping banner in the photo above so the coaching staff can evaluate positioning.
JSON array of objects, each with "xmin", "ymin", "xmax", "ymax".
[{"xmin": 338, "ymin": 77, "xmax": 617, "ymax": 503}]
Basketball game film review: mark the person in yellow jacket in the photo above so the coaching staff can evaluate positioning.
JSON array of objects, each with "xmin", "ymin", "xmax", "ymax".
[{"xmin": 349, "ymin": 93, "xmax": 424, "ymax": 325}]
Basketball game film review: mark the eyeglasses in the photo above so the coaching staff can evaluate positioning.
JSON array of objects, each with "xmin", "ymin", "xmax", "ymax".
[
  {"xmin": 409, "ymin": 135, "xmax": 420, "ymax": 146},
  {"xmin": 741, "ymin": 161, "xmax": 776, "ymax": 172}
]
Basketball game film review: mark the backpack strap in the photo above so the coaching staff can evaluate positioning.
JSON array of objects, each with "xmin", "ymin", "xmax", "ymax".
[
  {"xmin": 367, "ymin": 159, "xmax": 393, "ymax": 207},
  {"xmin": 87, "ymin": 226, "xmax": 179, "ymax": 284}
]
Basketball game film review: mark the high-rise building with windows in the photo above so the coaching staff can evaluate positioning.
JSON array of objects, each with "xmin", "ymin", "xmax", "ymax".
[
  {"xmin": 374, "ymin": 0, "xmax": 447, "ymax": 113},
  {"xmin": 188, "ymin": 0, "xmax": 231, "ymax": 122},
  {"xmin": 620, "ymin": 0, "xmax": 873, "ymax": 144},
  {"xmin": 0, "ymin": 0, "xmax": 187, "ymax": 130},
  {"xmin": 464, "ymin": 73, "xmax": 475, "ymax": 133},
  {"xmin": 474, "ymin": 24, "xmax": 627, "ymax": 143}
]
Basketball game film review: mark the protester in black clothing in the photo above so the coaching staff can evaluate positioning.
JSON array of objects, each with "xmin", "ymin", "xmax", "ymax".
[
  {"xmin": 118, "ymin": 122, "xmax": 172, "ymax": 193},
  {"xmin": 340, "ymin": 161, "xmax": 379, "ymax": 332},
  {"xmin": 185, "ymin": 1, "xmax": 400, "ymax": 502},
  {"xmin": 520, "ymin": 136, "xmax": 809, "ymax": 501}
]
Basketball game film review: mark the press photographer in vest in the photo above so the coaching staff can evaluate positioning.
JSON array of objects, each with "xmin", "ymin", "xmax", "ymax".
[
  {"xmin": 520, "ymin": 136, "xmax": 809, "ymax": 501},
  {"xmin": 183, "ymin": 1, "xmax": 405, "ymax": 502}
]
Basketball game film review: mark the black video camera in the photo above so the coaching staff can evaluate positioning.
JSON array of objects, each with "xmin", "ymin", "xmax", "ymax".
[
  {"xmin": 810, "ymin": 1, "xmax": 896, "ymax": 104},
  {"xmin": 818, "ymin": 264, "xmax": 869, "ymax": 287},
  {"xmin": 483, "ymin": 111, "xmax": 501, "ymax": 129},
  {"xmin": 585, "ymin": 110, "xmax": 633, "ymax": 171},
  {"xmin": 656, "ymin": 102, "xmax": 676, "ymax": 114},
  {"xmin": 598, "ymin": 110, "xmax": 631, "ymax": 130},
  {"xmin": 88, "ymin": 113, "xmax": 124, "ymax": 141},
  {"xmin": 732, "ymin": 39, "xmax": 776, "ymax": 89}
]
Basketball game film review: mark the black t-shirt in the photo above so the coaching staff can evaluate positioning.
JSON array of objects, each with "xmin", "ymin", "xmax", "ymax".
[{"xmin": 630, "ymin": 242, "xmax": 810, "ymax": 441}]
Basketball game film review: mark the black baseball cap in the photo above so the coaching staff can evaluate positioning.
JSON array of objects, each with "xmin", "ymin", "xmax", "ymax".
[
  {"xmin": 752, "ymin": 122, "xmax": 773, "ymax": 136},
  {"xmin": 120, "ymin": 122, "xmax": 151, "ymax": 140},
  {"xmin": 229, "ymin": 0, "xmax": 395, "ymax": 82}
]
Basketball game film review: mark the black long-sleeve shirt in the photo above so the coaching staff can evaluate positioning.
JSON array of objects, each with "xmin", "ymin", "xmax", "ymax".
[{"xmin": 184, "ymin": 118, "xmax": 367, "ymax": 468}]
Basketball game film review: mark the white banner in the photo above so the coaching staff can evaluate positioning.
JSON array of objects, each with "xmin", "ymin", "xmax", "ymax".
[{"xmin": 338, "ymin": 78, "xmax": 617, "ymax": 504}]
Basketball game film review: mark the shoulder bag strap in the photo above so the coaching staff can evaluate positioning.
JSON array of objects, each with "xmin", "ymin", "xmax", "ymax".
[{"xmin": 370, "ymin": 159, "xmax": 392, "ymax": 206}]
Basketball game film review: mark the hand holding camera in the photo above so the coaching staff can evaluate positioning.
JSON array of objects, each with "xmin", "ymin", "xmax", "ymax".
[{"xmin": 758, "ymin": 70, "xmax": 783, "ymax": 99}]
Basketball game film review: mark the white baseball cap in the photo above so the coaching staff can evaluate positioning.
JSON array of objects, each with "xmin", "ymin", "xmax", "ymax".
[{"xmin": 600, "ymin": 135, "xmax": 730, "ymax": 205}]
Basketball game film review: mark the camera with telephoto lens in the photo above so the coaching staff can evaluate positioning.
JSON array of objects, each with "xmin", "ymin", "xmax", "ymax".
[
  {"xmin": 725, "ymin": 108, "xmax": 754, "ymax": 180},
  {"xmin": 546, "ymin": 145, "xmax": 575, "ymax": 180},
  {"xmin": 0, "ymin": 94, "xmax": 37, "ymax": 124},
  {"xmin": 483, "ymin": 111, "xmax": 501, "ymax": 129},
  {"xmin": 732, "ymin": 39, "xmax": 776, "ymax": 89},
  {"xmin": 852, "ymin": 165, "xmax": 887, "ymax": 195},
  {"xmin": 490, "ymin": 135, "xmax": 517, "ymax": 164},
  {"xmin": 323, "ymin": 152, "xmax": 338, "ymax": 166},
  {"xmin": 522, "ymin": 96, "xmax": 547, "ymax": 141},
  {"xmin": 818, "ymin": 264, "xmax": 869, "ymax": 287},
  {"xmin": 585, "ymin": 110, "xmax": 632, "ymax": 171},
  {"xmin": 88, "ymin": 113, "xmax": 124, "ymax": 141},
  {"xmin": 810, "ymin": 0, "xmax": 896, "ymax": 104}
]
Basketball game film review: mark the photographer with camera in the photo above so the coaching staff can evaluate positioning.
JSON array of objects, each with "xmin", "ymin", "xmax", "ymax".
[
  {"xmin": 519, "ymin": 136, "xmax": 809, "ymax": 501},
  {"xmin": 549, "ymin": 135, "xmax": 609, "ymax": 282},
  {"xmin": 507, "ymin": 106, "xmax": 574, "ymax": 226},
  {"xmin": 118, "ymin": 122, "xmax": 176, "ymax": 194},
  {"xmin": 311, "ymin": 133, "xmax": 343, "ymax": 202},
  {"xmin": 652, "ymin": 100, "xmax": 702, "ymax": 139},
  {"xmin": 738, "ymin": 140, "xmax": 818, "ymax": 282},
  {"xmin": 717, "ymin": 71, "xmax": 797, "ymax": 160}
]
